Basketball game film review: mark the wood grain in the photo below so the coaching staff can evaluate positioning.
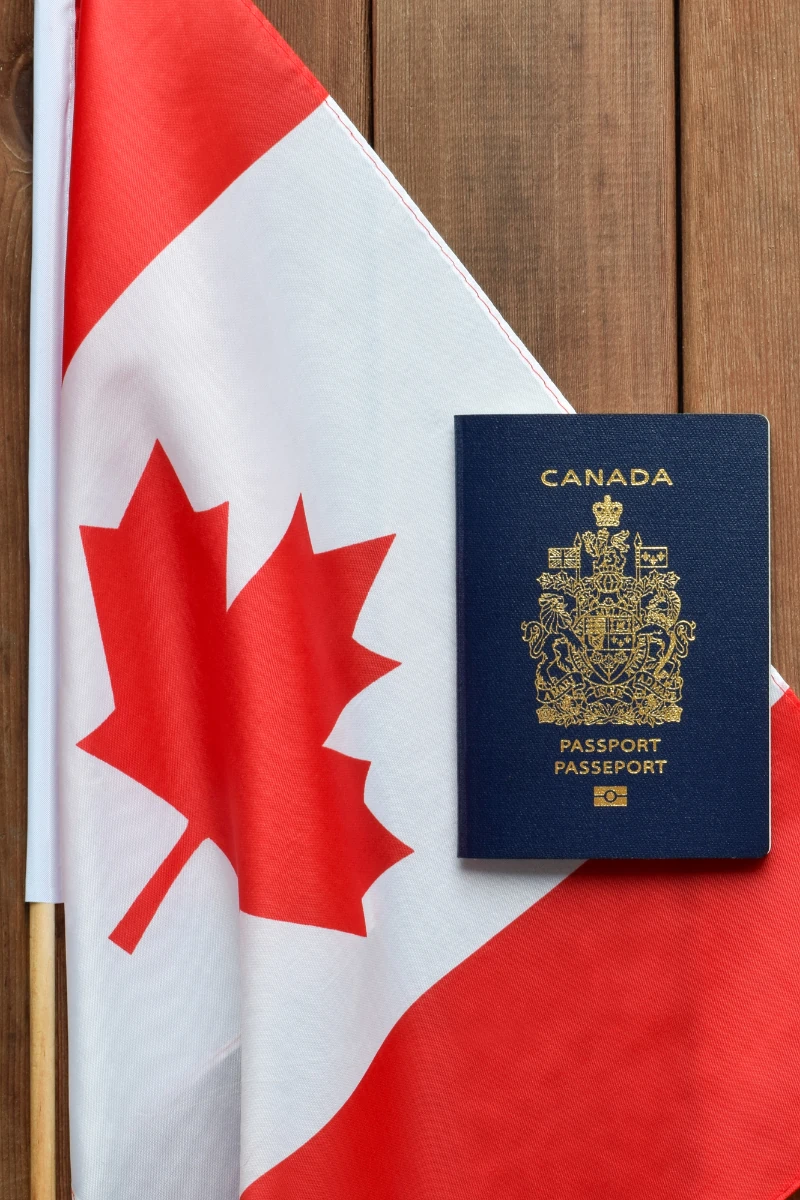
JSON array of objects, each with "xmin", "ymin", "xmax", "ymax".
[
  {"xmin": 681, "ymin": 0, "xmax": 800, "ymax": 692},
  {"xmin": 29, "ymin": 905, "xmax": 55, "ymax": 1200},
  {"xmin": 0, "ymin": 0, "xmax": 31, "ymax": 1193},
  {"xmin": 372, "ymin": 0, "xmax": 678, "ymax": 414},
  {"xmin": 54, "ymin": 907, "xmax": 69, "ymax": 1200}
]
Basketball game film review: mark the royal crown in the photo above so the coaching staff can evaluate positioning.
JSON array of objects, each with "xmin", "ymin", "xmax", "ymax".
[{"xmin": 593, "ymin": 493, "xmax": 623, "ymax": 527}]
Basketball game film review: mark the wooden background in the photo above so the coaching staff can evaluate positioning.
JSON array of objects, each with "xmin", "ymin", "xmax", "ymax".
[{"xmin": 2, "ymin": 0, "xmax": 799, "ymax": 1194}]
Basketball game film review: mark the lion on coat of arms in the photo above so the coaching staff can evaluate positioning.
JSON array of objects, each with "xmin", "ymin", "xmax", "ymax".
[{"xmin": 521, "ymin": 494, "xmax": 696, "ymax": 728}]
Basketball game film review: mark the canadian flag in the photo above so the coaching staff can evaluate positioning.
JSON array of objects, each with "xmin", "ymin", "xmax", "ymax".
[{"xmin": 26, "ymin": 0, "xmax": 800, "ymax": 1197}]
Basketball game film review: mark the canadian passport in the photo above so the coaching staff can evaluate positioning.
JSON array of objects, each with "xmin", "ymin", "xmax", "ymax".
[{"xmin": 456, "ymin": 414, "xmax": 770, "ymax": 859}]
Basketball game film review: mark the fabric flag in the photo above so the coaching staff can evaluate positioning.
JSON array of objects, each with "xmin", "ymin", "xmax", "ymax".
[{"xmin": 27, "ymin": 0, "xmax": 800, "ymax": 1196}]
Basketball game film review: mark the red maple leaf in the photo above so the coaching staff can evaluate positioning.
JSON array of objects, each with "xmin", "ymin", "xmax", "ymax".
[{"xmin": 80, "ymin": 442, "xmax": 411, "ymax": 952}]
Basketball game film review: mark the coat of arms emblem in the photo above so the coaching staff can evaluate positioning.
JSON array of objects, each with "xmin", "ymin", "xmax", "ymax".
[{"xmin": 521, "ymin": 494, "xmax": 696, "ymax": 727}]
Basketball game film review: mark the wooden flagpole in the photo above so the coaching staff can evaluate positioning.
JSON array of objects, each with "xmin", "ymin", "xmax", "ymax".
[{"xmin": 30, "ymin": 902, "xmax": 56, "ymax": 1200}]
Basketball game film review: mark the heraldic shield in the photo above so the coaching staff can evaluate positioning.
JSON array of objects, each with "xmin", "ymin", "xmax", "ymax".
[{"xmin": 521, "ymin": 494, "xmax": 696, "ymax": 727}]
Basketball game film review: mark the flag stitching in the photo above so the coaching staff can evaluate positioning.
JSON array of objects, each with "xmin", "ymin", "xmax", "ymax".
[
  {"xmin": 770, "ymin": 1167, "xmax": 800, "ymax": 1200},
  {"xmin": 771, "ymin": 667, "xmax": 790, "ymax": 696}
]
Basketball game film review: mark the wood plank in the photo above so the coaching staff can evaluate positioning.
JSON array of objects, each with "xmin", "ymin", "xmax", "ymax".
[
  {"xmin": 373, "ymin": 0, "xmax": 678, "ymax": 414},
  {"xmin": 0, "ymin": 1, "xmax": 32, "ymax": 1196},
  {"xmin": 681, "ymin": 0, "xmax": 800, "ymax": 691},
  {"xmin": 255, "ymin": 0, "xmax": 372, "ymax": 141}
]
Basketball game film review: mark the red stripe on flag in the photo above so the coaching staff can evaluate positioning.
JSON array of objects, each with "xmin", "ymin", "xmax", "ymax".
[
  {"xmin": 247, "ymin": 689, "xmax": 800, "ymax": 1200},
  {"xmin": 63, "ymin": 0, "xmax": 326, "ymax": 373}
]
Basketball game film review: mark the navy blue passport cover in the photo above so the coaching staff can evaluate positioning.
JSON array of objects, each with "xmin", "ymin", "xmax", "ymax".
[{"xmin": 456, "ymin": 415, "xmax": 770, "ymax": 859}]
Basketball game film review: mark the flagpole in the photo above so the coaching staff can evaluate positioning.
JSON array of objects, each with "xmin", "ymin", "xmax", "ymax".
[{"xmin": 29, "ymin": 901, "xmax": 56, "ymax": 1200}]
